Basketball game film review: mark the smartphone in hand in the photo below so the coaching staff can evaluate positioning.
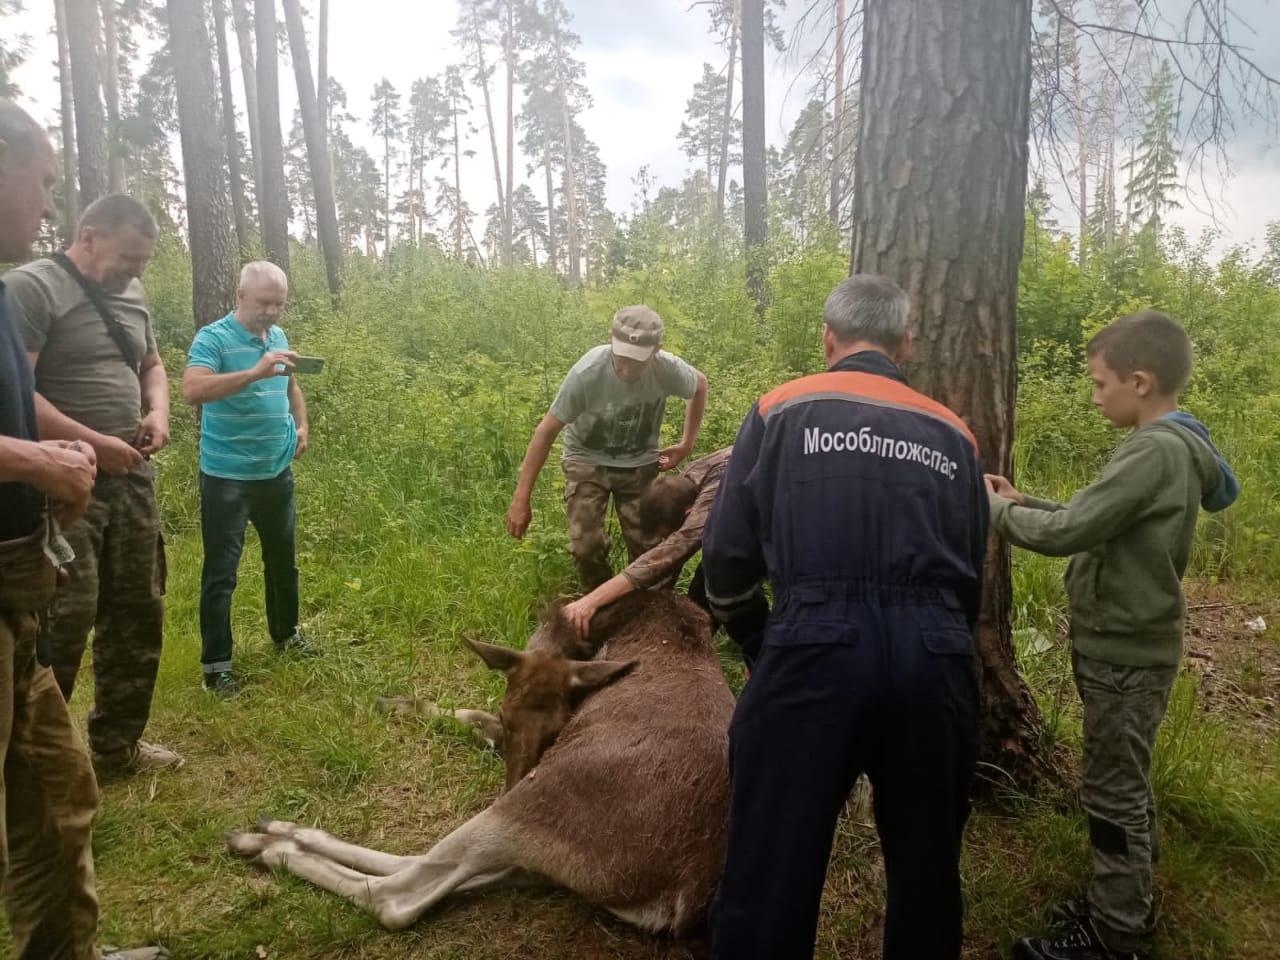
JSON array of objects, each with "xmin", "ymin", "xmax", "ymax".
[{"xmin": 293, "ymin": 356, "xmax": 325, "ymax": 374}]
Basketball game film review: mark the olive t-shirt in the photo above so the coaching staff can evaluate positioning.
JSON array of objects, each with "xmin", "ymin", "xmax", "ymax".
[{"xmin": 4, "ymin": 258, "xmax": 156, "ymax": 441}]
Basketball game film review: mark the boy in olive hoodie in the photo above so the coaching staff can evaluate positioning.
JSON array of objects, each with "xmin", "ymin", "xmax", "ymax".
[{"xmin": 987, "ymin": 311, "xmax": 1238, "ymax": 960}]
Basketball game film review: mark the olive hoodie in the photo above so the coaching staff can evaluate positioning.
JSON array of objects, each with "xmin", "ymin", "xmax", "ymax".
[{"xmin": 989, "ymin": 414, "xmax": 1239, "ymax": 666}]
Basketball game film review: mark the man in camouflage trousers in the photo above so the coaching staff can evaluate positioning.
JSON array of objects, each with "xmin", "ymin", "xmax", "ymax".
[
  {"xmin": 0, "ymin": 98, "xmax": 166, "ymax": 960},
  {"xmin": 506, "ymin": 306, "xmax": 708, "ymax": 589},
  {"xmin": 5, "ymin": 192, "xmax": 181, "ymax": 775}
]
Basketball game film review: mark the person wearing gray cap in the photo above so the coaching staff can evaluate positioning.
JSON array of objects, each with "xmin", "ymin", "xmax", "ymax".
[{"xmin": 506, "ymin": 305, "xmax": 708, "ymax": 589}]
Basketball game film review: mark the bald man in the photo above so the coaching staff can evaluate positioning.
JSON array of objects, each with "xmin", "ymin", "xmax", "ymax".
[{"xmin": 182, "ymin": 262, "xmax": 315, "ymax": 695}]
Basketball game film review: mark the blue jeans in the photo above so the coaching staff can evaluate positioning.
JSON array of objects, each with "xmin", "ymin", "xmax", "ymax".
[{"xmin": 198, "ymin": 469, "xmax": 298, "ymax": 674}]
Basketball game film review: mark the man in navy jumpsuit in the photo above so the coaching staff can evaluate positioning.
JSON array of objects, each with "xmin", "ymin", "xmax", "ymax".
[{"xmin": 704, "ymin": 274, "xmax": 988, "ymax": 960}]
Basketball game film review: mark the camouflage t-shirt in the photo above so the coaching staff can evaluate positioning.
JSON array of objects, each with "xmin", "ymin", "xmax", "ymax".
[
  {"xmin": 550, "ymin": 344, "xmax": 699, "ymax": 468},
  {"xmin": 4, "ymin": 258, "xmax": 156, "ymax": 441}
]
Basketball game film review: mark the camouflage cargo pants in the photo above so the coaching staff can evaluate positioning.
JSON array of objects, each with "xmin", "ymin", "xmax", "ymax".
[
  {"xmin": 562, "ymin": 460, "xmax": 661, "ymax": 590},
  {"xmin": 1073, "ymin": 650, "xmax": 1178, "ymax": 953},
  {"xmin": 0, "ymin": 527, "xmax": 101, "ymax": 960},
  {"xmin": 46, "ymin": 462, "xmax": 164, "ymax": 757}
]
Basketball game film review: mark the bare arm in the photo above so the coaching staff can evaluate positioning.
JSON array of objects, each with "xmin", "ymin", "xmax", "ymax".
[
  {"xmin": 505, "ymin": 412, "xmax": 566, "ymax": 539},
  {"xmin": 288, "ymin": 375, "xmax": 309, "ymax": 457},
  {"xmin": 134, "ymin": 351, "xmax": 171, "ymax": 455},
  {"xmin": 562, "ymin": 572, "xmax": 636, "ymax": 637},
  {"xmin": 0, "ymin": 436, "xmax": 97, "ymax": 523},
  {"xmin": 182, "ymin": 350, "xmax": 297, "ymax": 405},
  {"xmin": 659, "ymin": 370, "xmax": 708, "ymax": 470}
]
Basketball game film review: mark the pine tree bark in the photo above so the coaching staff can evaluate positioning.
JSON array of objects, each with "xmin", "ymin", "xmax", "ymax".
[
  {"xmin": 552, "ymin": 19, "xmax": 579, "ymax": 283},
  {"xmin": 100, "ymin": 0, "xmax": 125, "ymax": 192},
  {"xmin": 167, "ymin": 0, "xmax": 236, "ymax": 330},
  {"xmin": 66, "ymin": 0, "xmax": 109, "ymax": 207},
  {"xmin": 471, "ymin": 10, "xmax": 506, "ymax": 266},
  {"xmin": 212, "ymin": 0, "xmax": 251, "ymax": 254},
  {"xmin": 828, "ymin": 0, "xmax": 847, "ymax": 225},
  {"xmin": 282, "ymin": 0, "xmax": 343, "ymax": 295},
  {"xmin": 503, "ymin": 0, "xmax": 515, "ymax": 268},
  {"xmin": 543, "ymin": 141, "xmax": 557, "ymax": 272},
  {"xmin": 850, "ymin": 0, "xmax": 1046, "ymax": 787},
  {"xmin": 231, "ymin": 0, "xmax": 265, "ymax": 227},
  {"xmin": 716, "ymin": 0, "xmax": 739, "ymax": 226},
  {"xmin": 741, "ymin": 0, "xmax": 766, "ymax": 308},
  {"xmin": 254, "ymin": 0, "xmax": 291, "ymax": 273},
  {"xmin": 452, "ymin": 101, "xmax": 463, "ymax": 260},
  {"xmin": 54, "ymin": 0, "xmax": 81, "ymax": 241}
]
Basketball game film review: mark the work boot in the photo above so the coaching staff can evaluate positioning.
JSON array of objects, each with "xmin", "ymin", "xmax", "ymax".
[
  {"xmin": 204, "ymin": 670, "xmax": 240, "ymax": 697},
  {"xmin": 1014, "ymin": 919, "xmax": 1140, "ymax": 960},
  {"xmin": 94, "ymin": 740, "xmax": 185, "ymax": 777},
  {"xmin": 274, "ymin": 628, "xmax": 320, "ymax": 658}
]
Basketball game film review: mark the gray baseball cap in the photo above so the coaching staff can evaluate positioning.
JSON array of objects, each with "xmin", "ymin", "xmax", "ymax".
[{"xmin": 611, "ymin": 305, "xmax": 664, "ymax": 361}]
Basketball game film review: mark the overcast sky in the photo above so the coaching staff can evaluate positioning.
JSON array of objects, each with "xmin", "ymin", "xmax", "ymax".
[{"xmin": 8, "ymin": 0, "xmax": 1279, "ymax": 251}]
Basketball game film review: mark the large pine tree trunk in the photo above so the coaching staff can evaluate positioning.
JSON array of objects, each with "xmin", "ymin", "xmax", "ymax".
[
  {"xmin": 167, "ymin": 0, "xmax": 235, "ymax": 330},
  {"xmin": 231, "ymin": 0, "xmax": 265, "ymax": 228},
  {"xmin": 741, "ymin": 0, "xmax": 766, "ymax": 307},
  {"xmin": 551, "ymin": 19, "xmax": 579, "ymax": 283},
  {"xmin": 503, "ymin": 0, "xmax": 515, "ymax": 268},
  {"xmin": 453, "ymin": 104, "xmax": 463, "ymax": 260},
  {"xmin": 55, "ymin": 0, "xmax": 80, "ymax": 241},
  {"xmin": 100, "ymin": 0, "xmax": 125, "ymax": 193},
  {"xmin": 470, "ymin": 14, "xmax": 506, "ymax": 267},
  {"xmin": 850, "ymin": 0, "xmax": 1045, "ymax": 786},
  {"xmin": 254, "ymin": 0, "xmax": 291, "ymax": 273},
  {"xmin": 716, "ymin": 0, "xmax": 739, "ymax": 226},
  {"xmin": 828, "ymin": 0, "xmax": 847, "ymax": 225},
  {"xmin": 212, "ymin": 0, "xmax": 251, "ymax": 255},
  {"xmin": 543, "ymin": 142, "xmax": 557, "ymax": 272},
  {"xmin": 67, "ymin": 0, "xmax": 109, "ymax": 207},
  {"xmin": 282, "ymin": 0, "xmax": 343, "ymax": 295}
]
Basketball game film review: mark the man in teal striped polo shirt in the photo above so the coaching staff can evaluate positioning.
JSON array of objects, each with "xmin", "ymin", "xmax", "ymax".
[{"xmin": 182, "ymin": 261, "xmax": 315, "ymax": 694}]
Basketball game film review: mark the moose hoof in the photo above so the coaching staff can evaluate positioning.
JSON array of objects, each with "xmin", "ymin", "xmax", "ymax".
[
  {"xmin": 225, "ymin": 830, "xmax": 273, "ymax": 858},
  {"xmin": 254, "ymin": 839, "xmax": 303, "ymax": 868},
  {"xmin": 257, "ymin": 816, "xmax": 300, "ymax": 836}
]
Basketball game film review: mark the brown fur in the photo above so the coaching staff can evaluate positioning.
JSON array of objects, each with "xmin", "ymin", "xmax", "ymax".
[{"xmin": 227, "ymin": 589, "xmax": 733, "ymax": 936}]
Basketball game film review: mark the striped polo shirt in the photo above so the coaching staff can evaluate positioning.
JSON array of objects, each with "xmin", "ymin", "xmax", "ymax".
[{"xmin": 187, "ymin": 313, "xmax": 297, "ymax": 480}]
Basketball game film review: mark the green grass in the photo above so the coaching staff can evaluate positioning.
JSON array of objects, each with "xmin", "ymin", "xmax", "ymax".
[{"xmin": 3, "ymin": 244, "xmax": 1278, "ymax": 958}]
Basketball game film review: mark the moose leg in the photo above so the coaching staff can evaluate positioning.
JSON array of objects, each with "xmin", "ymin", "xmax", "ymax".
[
  {"xmin": 376, "ymin": 697, "xmax": 504, "ymax": 751},
  {"xmin": 256, "ymin": 818, "xmax": 418, "ymax": 876},
  {"xmin": 237, "ymin": 809, "xmax": 520, "ymax": 931}
]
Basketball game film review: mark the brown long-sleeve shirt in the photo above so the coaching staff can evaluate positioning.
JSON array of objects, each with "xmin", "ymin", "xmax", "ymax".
[{"xmin": 621, "ymin": 446, "xmax": 732, "ymax": 590}]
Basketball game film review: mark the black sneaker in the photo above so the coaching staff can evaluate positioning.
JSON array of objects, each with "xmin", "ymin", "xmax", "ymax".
[
  {"xmin": 274, "ymin": 628, "xmax": 320, "ymax": 658},
  {"xmin": 1013, "ymin": 919, "xmax": 1139, "ymax": 960},
  {"xmin": 204, "ymin": 670, "xmax": 240, "ymax": 697}
]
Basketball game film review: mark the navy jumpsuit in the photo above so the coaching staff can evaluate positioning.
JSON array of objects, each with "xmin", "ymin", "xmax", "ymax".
[{"xmin": 703, "ymin": 350, "xmax": 989, "ymax": 960}]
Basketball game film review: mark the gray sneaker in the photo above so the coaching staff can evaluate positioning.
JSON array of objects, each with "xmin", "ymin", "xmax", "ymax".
[
  {"xmin": 94, "ymin": 740, "xmax": 185, "ymax": 777},
  {"xmin": 204, "ymin": 670, "xmax": 240, "ymax": 697},
  {"xmin": 101, "ymin": 947, "xmax": 171, "ymax": 960},
  {"xmin": 275, "ymin": 628, "xmax": 320, "ymax": 658}
]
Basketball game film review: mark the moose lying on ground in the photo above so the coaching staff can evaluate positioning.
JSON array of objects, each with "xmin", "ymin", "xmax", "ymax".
[{"xmin": 226, "ymin": 590, "xmax": 734, "ymax": 935}]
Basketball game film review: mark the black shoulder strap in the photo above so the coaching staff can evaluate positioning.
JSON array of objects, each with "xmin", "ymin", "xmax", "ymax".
[{"xmin": 50, "ymin": 251, "xmax": 139, "ymax": 375}]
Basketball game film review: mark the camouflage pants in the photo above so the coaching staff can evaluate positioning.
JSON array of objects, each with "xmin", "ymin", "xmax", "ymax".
[
  {"xmin": 562, "ymin": 460, "xmax": 661, "ymax": 590},
  {"xmin": 46, "ymin": 462, "xmax": 164, "ymax": 757},
  {"xmin": 1073, "ymin": 650, "xmax": 1178, "ymax": 953},
  {"xmin": 0, "ymin": 528, "xmax": 101, "ymax": 960}
]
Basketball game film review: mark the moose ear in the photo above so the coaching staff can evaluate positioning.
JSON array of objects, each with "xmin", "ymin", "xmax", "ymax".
[
  {"xmin": 463, "ymin": 637, "xmax": 524, "ymax": 674},
  {"xmin": 568, "ymin": 659, "xmax": 637, "ymax": 691}
]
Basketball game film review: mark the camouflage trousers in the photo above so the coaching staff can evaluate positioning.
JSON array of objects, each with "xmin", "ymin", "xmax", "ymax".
[
  {"xmin": 1073, "ymin": 650, "xmax": 1178, "ymax": 953},
  {"xmin": 47, "ymin": 462, "xmax": 165, "ymax": 757},
  {"xmin": 0, "ymin": 526, "xmax": 101, "ymax": 960},
  {"xmin": 562, "ymin": 460, "xmax": 661, "ymax": 590}
]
